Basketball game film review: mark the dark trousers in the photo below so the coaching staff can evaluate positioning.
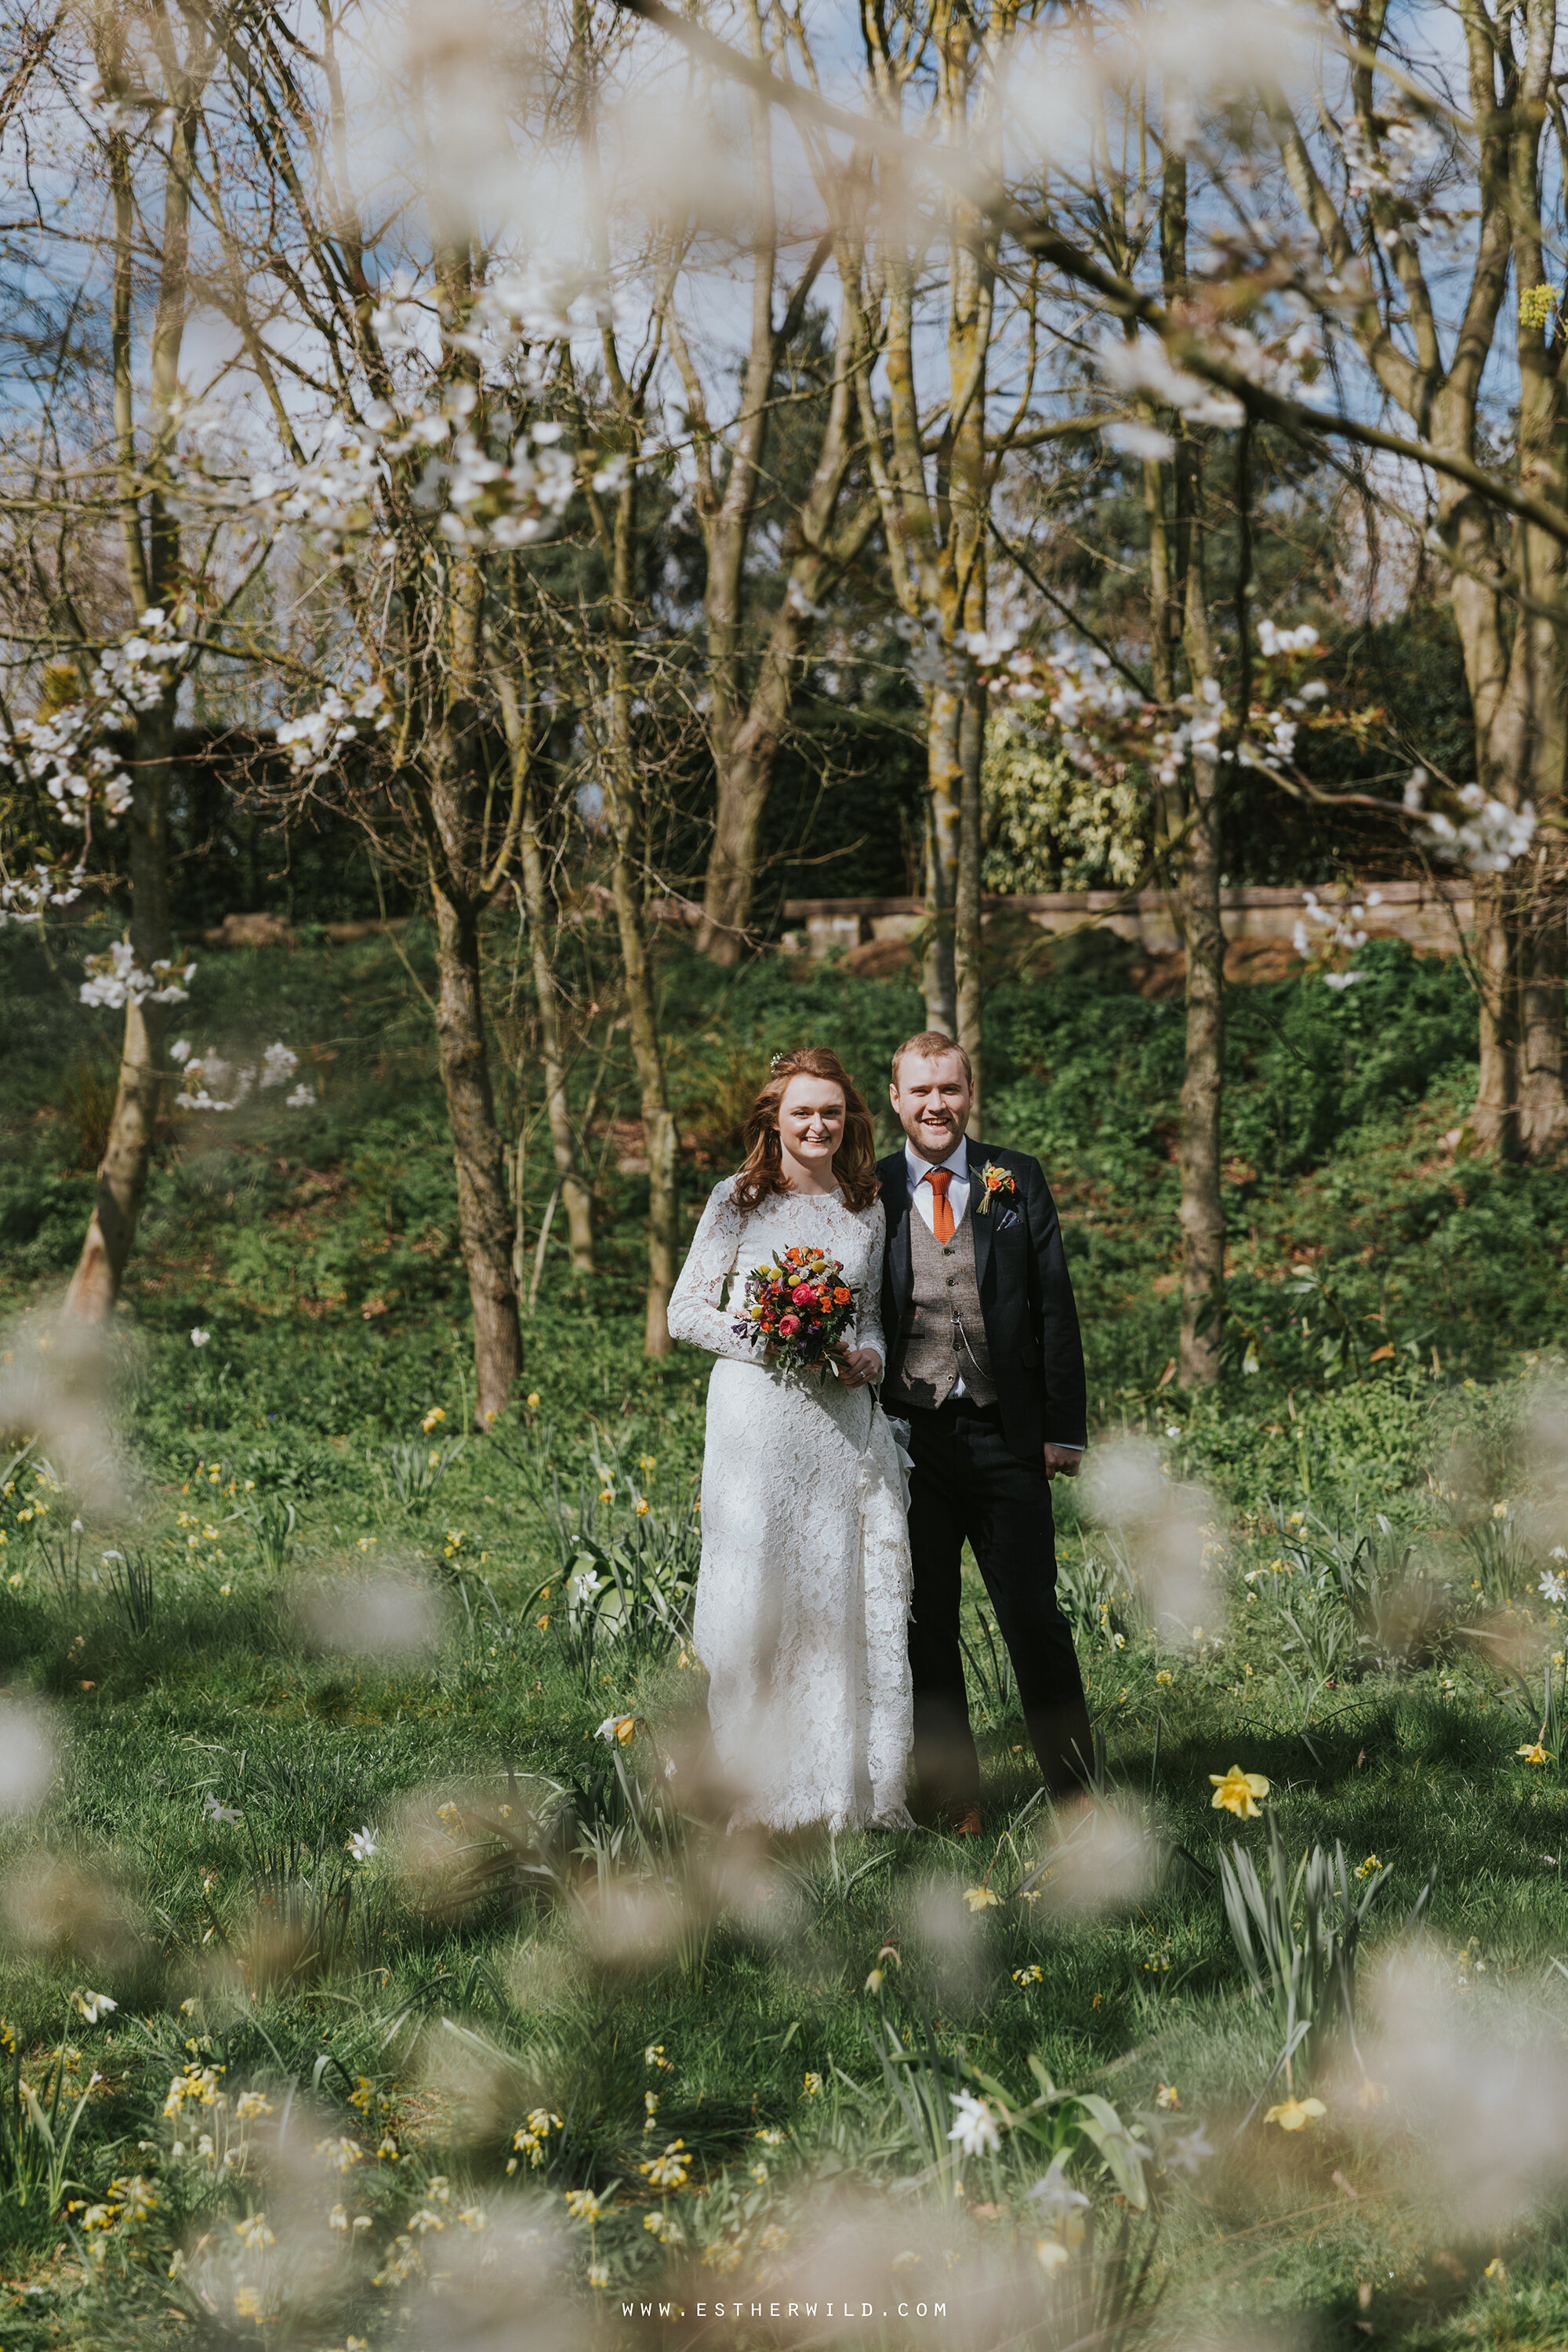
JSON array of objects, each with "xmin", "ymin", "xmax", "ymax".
[{"xmin": 903, "ymin": 1396, "xmax": 1093, "ymax": 1810}]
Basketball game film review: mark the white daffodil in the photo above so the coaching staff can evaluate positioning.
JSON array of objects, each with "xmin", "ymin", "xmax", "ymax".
[
  {"xmin": 945, "ymin": 2090, "xmax": 1000, "ymax": 2158},
  {"xmin": 1168, "ymin": 2125, "xmax": 1215, "ymax": 2175},
  {"xmin": 1026, "ymin": 2157, "xmax": 1091, "ymax": 2224}
]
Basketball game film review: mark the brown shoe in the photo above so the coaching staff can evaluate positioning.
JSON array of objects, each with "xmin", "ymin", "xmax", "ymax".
[{"xmin": 942, "ymin": 1803, "xmax": 984, "ymax": 1839}]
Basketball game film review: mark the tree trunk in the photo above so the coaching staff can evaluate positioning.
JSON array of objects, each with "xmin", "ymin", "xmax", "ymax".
[
  {"xmin": 954, "ymin": 678, "xmax": 985, "ymax": 1133},
  {"xmin": 608, "ymin": 847, "xmax": 679, "ymax": 1356},
  {"xmin": 64, "ymin": 705, "xmax": 173, "ymax": 1320},
  {"xmin": 594, "ymin": 439, "xmax": 681, "ymax": 1357},
  {"xmin": 1520, "ymin": 848, "xmax": 1568, "ymax": 1156},
  {"xmin": 519, "ymin": 794, "xmax": 594, "ymax": 1272},
  {"xmin": 1178, "ymin": 442, "xmax": 1226, "ymax": 1387},
  {"xmin": 923, "ymin": 681, "xmax": 962, "ymax": 1033},
  {"xmin": 699, "ymin": 731, "xmax": 773, "ymax": 970},
  {"xmin": 1178, "ymin": 756, "xmax": 1226, "ymax": 1385},
  {"xmin": 1472, "ymin": 876, "xmax": 1520, "ymax": 1159},
  {"xmin": 431, "ymin": 886, "xmax": 523, "ymax": 1425}
]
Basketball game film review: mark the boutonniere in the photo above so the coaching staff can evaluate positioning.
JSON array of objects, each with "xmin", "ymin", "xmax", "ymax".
[{"xmin": 973, "ymin": 1162, "xmax": 1017, "ymax": 1217}]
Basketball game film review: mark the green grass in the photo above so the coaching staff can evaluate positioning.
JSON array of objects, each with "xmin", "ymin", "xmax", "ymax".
[{"xmin": 2, "ymin": 924, "xmax": 1568, "ymax": 2347}]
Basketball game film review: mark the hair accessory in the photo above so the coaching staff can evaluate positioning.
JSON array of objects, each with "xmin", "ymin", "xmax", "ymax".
[{"xmin": 769, "ymin": 1050, "xmax": 790, "ymax": 1073}]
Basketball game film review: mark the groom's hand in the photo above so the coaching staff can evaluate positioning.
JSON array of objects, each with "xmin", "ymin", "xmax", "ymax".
[
  {"xmin": 837, "ymin": 1347, "xmax": 882, "ymax": 1389},
  {"xmin": 1042, "ymin": 1443, "xmax": 1082, "ymax": 1481}
]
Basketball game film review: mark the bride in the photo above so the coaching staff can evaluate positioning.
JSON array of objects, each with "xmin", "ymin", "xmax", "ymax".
[{"xmin": 667, "ymin": 1047, "xmax": 914, "ymax": 1832}]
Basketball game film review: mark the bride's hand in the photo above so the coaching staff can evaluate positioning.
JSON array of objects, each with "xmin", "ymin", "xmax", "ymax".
[{"xmin": 836, "ymin": 1346, "xmax": 881, "ymax": 1389}]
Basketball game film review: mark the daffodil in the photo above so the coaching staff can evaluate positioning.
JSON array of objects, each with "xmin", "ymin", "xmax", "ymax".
[
  {"xmin": 597, "ymin": 1714, "xmax": 635, "ymax": 1746},
  {"xmin": 1210, "ymin": 1766, "xmax": 1269, "ymax": 1818},
  {"xmin": 1264, "ymin": 2096, "xmax": 1326, "ymax": 2131},
  {"xmin": 963, "ymin": 1884, "xmax": 1001, "ymax": 1912},
  {"xmin": 946, "ymin": 2090, "xmax": 1000, "ymax": 2158},
  {"xmin": 1519, "ymin": 1740, "xmax": 1552, "ymax": 1764}
]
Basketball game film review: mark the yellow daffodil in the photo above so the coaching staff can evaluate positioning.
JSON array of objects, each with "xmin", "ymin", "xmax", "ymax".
[
  {"xmin": 1264, "ymin": 2096, "xmax": 1326, "ymax": 2131},
  {"xmin": 1518, "ymin": 1740, "xmax": 1552, "ymax": 1765},
  {"xmin": 1155, "ymin": 2082, "xmax": 1181, "ymax": 2110},
  {"xmin": 963, "ymin": 1884, "xmax": 1001, "ymax": 1912},
  {"xmin": 1210, "ymin": 1766, "xmax": 1270, "ymax": 1818},
  {"xmin": 1356, "ymin": 1855, "xmax": 1382, "ymax": 1878}
]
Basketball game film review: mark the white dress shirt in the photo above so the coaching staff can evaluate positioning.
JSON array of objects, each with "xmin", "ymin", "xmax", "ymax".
[
  {"xmin": 902, "ymin": 1137, "xmax": 1081, "ymax": 1446},
  {"xmin": 905, "ymin": 1137, "xmax": 971, "ymax": 1235}
]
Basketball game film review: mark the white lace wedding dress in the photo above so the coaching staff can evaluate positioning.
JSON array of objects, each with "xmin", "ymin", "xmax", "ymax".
[{"xmin": 667, "ymin": 1178, "xmax": 914, "ymax": 1832}]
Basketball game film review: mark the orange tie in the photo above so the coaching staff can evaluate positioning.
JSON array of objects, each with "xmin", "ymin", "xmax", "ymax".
[{"xmin": 927, "ymin": 1166, "xmax": 954, "ymax": 1244}]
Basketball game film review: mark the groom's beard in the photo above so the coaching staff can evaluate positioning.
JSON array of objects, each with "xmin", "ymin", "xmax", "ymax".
[{"xmin": 902, "ymin": 1118, "xmax": 960, "ymax": 1161}]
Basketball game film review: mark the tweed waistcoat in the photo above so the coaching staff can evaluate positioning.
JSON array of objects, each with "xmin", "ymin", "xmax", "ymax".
[{"xmin": 884, "ymin": 1200, "xmax": 997, "ymax": 1410}]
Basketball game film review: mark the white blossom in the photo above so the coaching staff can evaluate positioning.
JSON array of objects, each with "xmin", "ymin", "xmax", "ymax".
[
  {"xmin": 0, "ymin": 862, "xmax": 86, "ymax": 925},
  {"xmin": 202, "ymin": 1791, "xmax": 242, "ymax": 1824},
  {"xmin": 1406, "ymin": 772, "xmax": 1537, "ymax": 873},
  {"xmin": 946, "ymin": 2091, "xmax": 1001, "ymax": 2158},
  {"xmin": 175, "ymin": 1050, "xmax": 253, "ymax": 1112},
  {"xmin": 1104, "ymin": 419, "xmax": 1176, "ymax": 461},
  {"xmin": 277, "ymin": 680, "xmax": 392, "ymax": 776},
  {"xmin": 1255, "ymin": 619, "xmax": 1322, "ymax": 659},
  {"xmin": 80, "ymin": 940, "xmax": 195, "ymax": 1009}
]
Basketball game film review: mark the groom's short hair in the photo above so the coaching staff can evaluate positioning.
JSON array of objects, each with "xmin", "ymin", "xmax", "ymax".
[{"xmin": 891, "ymin": 1029, "xmax": 973, "ymax": 1086}]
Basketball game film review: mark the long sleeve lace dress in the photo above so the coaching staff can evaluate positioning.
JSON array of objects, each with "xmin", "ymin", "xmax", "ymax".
[{"xmin": 666, "ymin": 1178, "xmax": 914, "ymax": 1832}]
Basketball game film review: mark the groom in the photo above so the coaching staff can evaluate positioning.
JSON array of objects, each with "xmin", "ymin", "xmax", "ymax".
[{"xmin": 878, "ymin": 1031, "xmax": 1093, "ymax": 1834}]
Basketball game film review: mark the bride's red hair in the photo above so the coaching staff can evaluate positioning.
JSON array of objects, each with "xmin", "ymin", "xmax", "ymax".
[{"xmin": 733, "ymin": 1047, "xmax": 880, "ymax": 1212}]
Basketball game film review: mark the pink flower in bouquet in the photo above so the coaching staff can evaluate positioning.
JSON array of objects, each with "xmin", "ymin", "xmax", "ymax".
[
  {"xmin": 792, "ymin": 1283, "xmax": 815, "ymax": 1305},
  {"xmin": 779, "ymin": 1313, "xmax": 800, "ymax": 1336}
]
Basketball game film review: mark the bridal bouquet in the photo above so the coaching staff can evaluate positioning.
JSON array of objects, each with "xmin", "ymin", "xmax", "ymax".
[{"xmin": 734, "ymin": 1246, "xmax": 858, "ymax": 1369}]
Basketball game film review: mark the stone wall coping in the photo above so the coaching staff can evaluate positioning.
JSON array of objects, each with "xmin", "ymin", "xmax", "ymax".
[{"xmin": 780, "ymin": 877, "xmax": 1469, "ymax": 919}]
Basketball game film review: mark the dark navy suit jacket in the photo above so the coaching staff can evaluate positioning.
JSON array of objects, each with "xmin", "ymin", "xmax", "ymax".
[{"xmin": 875, "ymin": 1139, "xmax": 1087, "ymax": 1462}]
